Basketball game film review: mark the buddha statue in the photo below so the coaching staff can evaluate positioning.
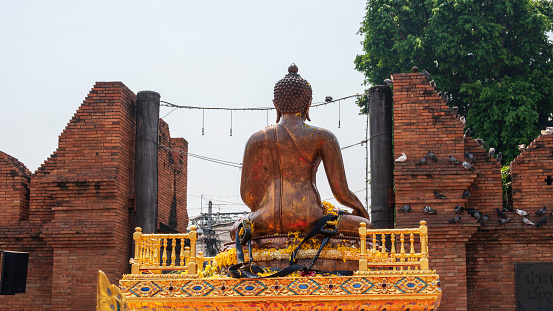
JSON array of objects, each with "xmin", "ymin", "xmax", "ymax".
[{"xmin": 231, "ymin": 64, "xmax": 372, "ymax": 239}]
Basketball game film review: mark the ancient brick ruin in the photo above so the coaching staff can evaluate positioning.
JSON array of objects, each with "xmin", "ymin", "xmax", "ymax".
[
  {"xmin": 0, "ymin": 82, "xmax": 188, "ymax": 310},
  {"xmin": 394, "ymin": 72, "xmax": 553, "ymax": 311}
]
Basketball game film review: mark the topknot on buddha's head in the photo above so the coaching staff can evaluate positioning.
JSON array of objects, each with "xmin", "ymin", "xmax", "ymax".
[{"xmin": 273, "ymin": 63, "xmax": 312, "ymax": 114}]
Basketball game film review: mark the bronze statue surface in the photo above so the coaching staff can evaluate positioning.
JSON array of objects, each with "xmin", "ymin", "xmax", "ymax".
[{"xmin": 232, "ymin": 64, "xmax": 371, "ymax": 238}]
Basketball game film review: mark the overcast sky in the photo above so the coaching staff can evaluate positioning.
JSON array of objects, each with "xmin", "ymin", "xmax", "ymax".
[{"xmin": 0, "ymin": 1, "xmax": 372, "ymax": 219}]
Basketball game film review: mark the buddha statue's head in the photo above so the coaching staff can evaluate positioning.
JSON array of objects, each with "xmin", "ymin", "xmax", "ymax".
[{"xmin": 273, "ymin": 63, "xmax": 312, "ymax": 122}]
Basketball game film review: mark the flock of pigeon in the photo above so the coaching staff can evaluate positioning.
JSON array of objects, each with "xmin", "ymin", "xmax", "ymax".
[
  {"xmin": 399, "ymin": 194, "xmax": 549, "ymax": 227},
  {"xmin": 395, "ymin": 150, "xmax": 480, "ymax": 172}
]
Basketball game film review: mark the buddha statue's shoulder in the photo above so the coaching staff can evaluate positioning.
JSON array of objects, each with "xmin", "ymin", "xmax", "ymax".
[
  {"xmin": 298, "ymin": 124, "xmax": 338, "ymax": 142},
  {"xmin": 246, "ymin": 125, "xmax": 277, "ymax": 144}
]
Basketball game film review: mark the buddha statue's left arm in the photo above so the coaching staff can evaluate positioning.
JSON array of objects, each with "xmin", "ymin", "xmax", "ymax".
[{"xmin": 320, "ymin": 132, "xmax": 370, "ymax": 219}]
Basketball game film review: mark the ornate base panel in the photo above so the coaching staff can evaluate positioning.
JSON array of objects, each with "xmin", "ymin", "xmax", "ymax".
[{"xmin": 119, "ymin": 272, "xmax": 441, "ymax": 311}]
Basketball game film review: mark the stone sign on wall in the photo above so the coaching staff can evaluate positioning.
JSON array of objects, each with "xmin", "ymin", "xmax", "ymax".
[{"xmin": 516, "ymin": 262, "xmax": 553, "ymax": 311}]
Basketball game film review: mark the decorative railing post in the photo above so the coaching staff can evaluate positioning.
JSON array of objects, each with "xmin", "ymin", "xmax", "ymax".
[
  {"xmin": 419, "ymin": 220, "xmax": 429, "ymax": 270},
  {"xmin": 132, "ymin": 227, "xmax": 142, "ymax": 274},
  {"xmin": 359, "ymin": 222, "xmax": 368, "ymax": 272},
  {"xmin": 188, "ymin": 226, "xmax": 198, "ymax": 275}
]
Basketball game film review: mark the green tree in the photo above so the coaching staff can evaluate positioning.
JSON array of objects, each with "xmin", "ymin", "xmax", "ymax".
[{"xmin": 355, "ymin": 0, "xmax": 553, "ymax": 163}]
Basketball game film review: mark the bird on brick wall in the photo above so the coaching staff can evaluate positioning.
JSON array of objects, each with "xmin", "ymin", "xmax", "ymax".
[
  {"xmin": 523, "ymin": 217, "xmax": 535, "ymax": 226},
  {"xmin": 518, "ymin": 144, "xmax": 526, "ymax": 151},
  {"xmin": 499, "ymin": 217, "xmax": 510, "ymax": 226},
  {"xmin": 536, "ymin": 217, "xmax": 547, "ymax": 227},
  {"xmin": 423, "ymin": 206, "xmax": 437, "ymax": 214},
  {"xmin": 428, "ymin": 151, "xmax": 438, "ymax": 163},
  {"xmin": 384, "ymin": 78, "xmax": 393, "ymax": 86},
  {"xmin": 462, "ymin": 161, "xmax": 476, "ymax": 172},
  {"xmin": 454, "ymin": 205, "xmax": 465, "ymax": 214},
  {"xmin": 467, "ymin": 207, "xmax": 475, "ymax": 215},
  {"xmin": 462, "ymin": 190, "xmax": 471, "ymax": 199},
  {"xmin": 422, "ymin": 69, "xmax": 431, "ymax": 80},
  {"xmin": 448, "ymin": 155, "xmax": 460, "ymax": 164},
  {"xmin": 464, "ymin": 128, "xmax": 472, "ymax": 138},
  {"xmin": 535, "ymin": 206, "xmax": 547, "ymax": 217},
  {"xmin": 478, "ymin": 213, "xmax": 489, "ymax": 225},
  {"xmin": 504, "ymin": 203, "xmax": 513, "ymax": 212},
  {"xmin": 399, "ymin": 205, "xmax": 411, "ymax": 213},
  {"xmin": 412, "ymin": 66, "xmax": 419, "ymax": 73},
  {"xmin": 442, "ymin": 92, "xmax": 449, "ymax": 103},
  {"xmin": 475, "ymin": 138, "xmax": 486, "ymax": 147},
  {"xmin": 430, "ymin": 80, "xmax": 436, "ymax": 88},
  {"xmin": 434, "ymin": 191, "xmax": 446, "ymax": 199},
  {"xmin": 488, "ymin": 148, "xmax": 495, "ymax": 158},
  {"xmin": 448, "ymin": 215, "xmax": 462, "ymax": 224},
  {"xmin": 541, "ymin": 127, "xmax": 553, "ymax": 135},
  {"xmin": 516, "ymin": 209, "xmax": 529, "ymax": 217},
  {"xmin": 471, "ymin": 210, "xmax": 482, "ymax": 220},
  {"xmin": 395, "ymin": 152, "xmax": 407, "ymax": 162},
  {"xmin": 464, "ymin": 151, "xmax": 476, "ymax": 163},
  {"xmin": 496, "ymin": 152, "xmax": 503, "ymax": 164},
  {"xmin": 459, "ymin": 116, "xmax": 466, "ymax": 126},
  {"xmin": 496, "ymin": 208, "xmax": 509, "ymax": 219},
  {"xmin": 415, "ymin": 156, "xmax": 428, "ymax": 166}
]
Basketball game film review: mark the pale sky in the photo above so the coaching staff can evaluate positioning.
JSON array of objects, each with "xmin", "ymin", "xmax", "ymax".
[{"xmin": 0, "ymin": 1, "xmax": 371, "ymax": 219}]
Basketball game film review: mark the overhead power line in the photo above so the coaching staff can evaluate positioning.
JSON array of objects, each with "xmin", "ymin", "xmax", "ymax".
[{"xmin": 159, "ymin": 93, "xmax": 367, "ymax": 111}]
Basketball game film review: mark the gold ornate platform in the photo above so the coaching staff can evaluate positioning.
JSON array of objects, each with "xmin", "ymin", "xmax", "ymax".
[{"xmin": 98, "ymin": 221, "xmax": 442, "ymax": 310}]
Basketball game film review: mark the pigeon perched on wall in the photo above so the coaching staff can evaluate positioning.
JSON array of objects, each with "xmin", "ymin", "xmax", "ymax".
[
  {"xmin": 475, "ymin": 138, "xmax": 486, "ymax": 147},
  {"xmin": 434, "ymin": 191, "xmax": 446, "ymax": 199},
  {"xmin": 384, "ymin": 79, "xmax": 393, "ymax": 86},
  {"xmin": 415, "ymin": 156, "xmax": 428, "ymax": 166},
  {"xmin": 460, "ymin": 116, "xmax": 466, "ymax": 125},
  {"xmin": 464, "ymin": 128, "xmax": 471, "ymax": 138},
  {"xmin": 497, "ymin": 152, "xmax": 503, "ymax": 163},
  {"xmin": 428, "ymin": 151, "xmax": 438, "ymax": 163},
  {"xmin": 412, "ymin": 66, "xmax": 418, "ymax": 73},
  {"xmin": 472, "ymin": 210, "xmax": 481, "ymax": 220},
  {"xmin": 430, "ymin": 80, "xmax": 436, "ymax": 87},
  {"xmin": 395, "ymin": 153, "xmax": 407, "ymax": 162},
  {"xmin": 465, "ymin": 151, "xmax": 476, "ymax": 163},
  {"xmin": 488, "ymin": 148, "xmax": 495, "ymax": 158},
  {"xmin": 462, "ymin": 191, "xmax": 471, "ymax": 199},
  {"xmin": 518, "ymin": 144, "xmax": 526, "ymax": 151},
  {"xmin": 462, "ymin": 161, "xmax": 476, "ymax": 172},
  {"xmin": 496, "ymin": 208, "xmax": 508, "ymax": 219},
  {"xmin": 541, "ymin": 127, "xmax": 553, "ymax": 135},
  {"xmin": 504, "ymin": 204, "xmax": 513, "ymax": 212},
  {"xmin": 454, "ymin": 205, "xmax": 465, "ymax": 214},
  {"xmin": 448, "ymin": 215, "xmax": 462, "ymax": 224},
  {"xmin": 442, "ymin": 92, "xmax": 449, "ymax": 103},
  {"xmin": 448, "ymin": 155, "xmax": 460, "ymax": 164},
  {"xmin": 536, "ymin": 217, "xmax": 547, "ymax": 227},
  {"xmin": 399, "ymin": 205, "xmax": 411, "ymax": 213},
  {"xmin": 535, "ymin": 206, "xmax": 547, "ymax": 217},
  {"xmin": 422, "ymin": 69, "xmax": 431, "ymax": 80},
  {"xmin": 466, "ymin": 207, "xmax": 475, "ymax": 215},
  {"xmin": 423, "ymin": 206, "xmax": 437, "ymax": 214},
  {"xmin": 523, "ymin": 218, "xmax": 535, "ymax": 226},
  {"xmin": 499, "ymin": 218, "xmax": 510, "ymax": 226},
  {"xmin": 516, "ymin": 209, "xmax": 529, "ymax": 217},
  {"xmin": 478, "ymin": 214, "xmax": 489, "ymax": 225}
]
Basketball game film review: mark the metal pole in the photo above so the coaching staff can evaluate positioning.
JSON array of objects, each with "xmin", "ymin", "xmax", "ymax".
[
  {"xmin": 369, "ymin": 86, "xmax": 394, "ymax": 229},
  {"xmin": 134, "ymin": 91, "xmax": 160, "ymax": 234}
]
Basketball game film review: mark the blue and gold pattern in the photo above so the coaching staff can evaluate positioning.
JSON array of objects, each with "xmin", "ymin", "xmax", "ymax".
[{"xmin": 119, "ymin": 271, "xmax": 441, "ymax": 310}]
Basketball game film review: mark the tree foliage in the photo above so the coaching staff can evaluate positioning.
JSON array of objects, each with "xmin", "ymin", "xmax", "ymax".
[{"xmin": 355, "ymin": 0, "xmax": 553, "ymax": 163}]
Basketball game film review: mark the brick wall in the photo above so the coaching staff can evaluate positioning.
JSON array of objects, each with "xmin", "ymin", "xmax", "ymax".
[
  {"xmin": 0, "ymin": 82, "xmax": 188, "ymax": 310},
  {"xmin": 158, "ymin": 120, "xmax": 189, "ymax": 233},
  {"xmin": 511, "ymin": 133, "xmax": 553, "ymax": 210}
]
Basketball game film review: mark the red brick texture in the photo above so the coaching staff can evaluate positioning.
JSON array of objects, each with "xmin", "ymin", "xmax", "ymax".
[
  {"xmin": 392, "ymin": 72, "xmax": 531, "ymax": 311},
  {"xmin": 511, "ymin": 133, "xmax": 553, "ymax": 211},
  {"xmin": 0, "ymin": 82, "xmax": 188, "ymax": 310}
]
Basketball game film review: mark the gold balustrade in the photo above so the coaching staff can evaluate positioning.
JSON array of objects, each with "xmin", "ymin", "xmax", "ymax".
[
  {"xmin": 131, "ymin": 226, "xmax": 201, "ymax": 275},
  {"xmin": 357, "ymin": 220, "xmax": 429, "ymax": 273}
]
